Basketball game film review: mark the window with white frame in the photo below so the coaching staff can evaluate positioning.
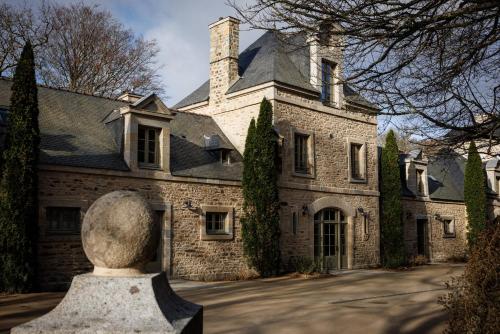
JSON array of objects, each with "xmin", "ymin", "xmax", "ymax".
[
  {"xmin": 443, "ymin": 219, "xmax": 455, "ymax": 238},
  {"xmin": 416, "ymin": 169, "xmax": 425, "ymax": 195},
  {"xmin": 350, "ymin": 143, "xmax": 363, "ymax": 180},
  {"xmin": 348, "ymin": 141, "xmax": 366, "ymax": 182},
  {"xmin": 138, "ymin": 125, "xmax": 160, "ymax": 167},
  {"xmin": 46, "ymin": 207, "xmax": 81, "ymax": 235}
]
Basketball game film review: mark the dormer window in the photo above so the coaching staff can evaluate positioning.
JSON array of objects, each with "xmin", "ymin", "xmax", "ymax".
[
  {"xmin": 138, "ymin": 125, "xmax": 160, "ymax": 167},
  {"xmin": 416, "ymin": 169, "xmax": 425, "ymax": 195},
  {"xmin": 220, "ymin": 150, "xmax": 231, "ymax": 165},
  {"xmin": 321, "ymin": 59, "xmax": 336, "ymax": 105}
]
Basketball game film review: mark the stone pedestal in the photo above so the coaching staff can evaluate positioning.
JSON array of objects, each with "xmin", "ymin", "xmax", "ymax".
[
  {"xmin": 12, "ymin": 272, "xmax": 202, "ymax": 333},
  {"xmin": 12, "ymin": 191, "xmax": 203, "ymax": 333}
]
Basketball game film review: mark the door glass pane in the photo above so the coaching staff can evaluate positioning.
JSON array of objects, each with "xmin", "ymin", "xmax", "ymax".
[
  {"xmin": 314, "ymin": 222, "xmax": 321, "ymax": 257},
  {"xmin": 340, "ymin": 224, "xmax": 346, "ymax": 255}
]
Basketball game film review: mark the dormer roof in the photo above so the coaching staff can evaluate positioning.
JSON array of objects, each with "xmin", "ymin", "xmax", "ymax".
[
  {"xmin": 131, "ymin": 92, "xmax": 173, "ymax": 115},
  {"xmin": 399, "ymin": 150, "xmax": 465, "ymax": 201}
]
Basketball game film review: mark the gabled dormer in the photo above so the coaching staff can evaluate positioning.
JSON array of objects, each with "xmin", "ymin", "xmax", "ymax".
[
  {"xmin": 119, "ymin": 93, "xmax": 175, "ymax": 173},
  {"xmin": 401, "ymin": 150, "xmax": 429, "ymax": 197},
  {"xmin": 204, "ymin": 134, "xmax": 233, "ymax": 165},
  {"xmin": 485, "ymin": 158, "xmax": 500, "ymax": 196}
]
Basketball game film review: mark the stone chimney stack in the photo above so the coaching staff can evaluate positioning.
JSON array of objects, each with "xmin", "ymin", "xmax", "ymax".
[{"xmin": 209, "ymin": 16, "xmax": 240, "ymax": 107}]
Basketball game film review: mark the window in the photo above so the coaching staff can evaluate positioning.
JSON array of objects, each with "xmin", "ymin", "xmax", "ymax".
[
  {"xmin": 206, "ymin": 212, "xmax": 228, "ymax": 235},
  {"xmin": 220, "ymin": 150, "xmax": 231, "ymax": 165},
  {"xmin": 292, "ymin": 212, "xmax": 298, "ymax": 235},
  {"xmin": 363, "ymin": 215, "xmax": 368, "ymax": 235},
  {"xmin": 416, "ymin": 169, "xmax": 425, "ymax": 195},
  {"xmin": 443, "ymin": 219, "xmax": 455, "ymax": 238},
  {"xmin": 46, "ymin": 207, "xmax": 80, "ymax": 235},
  {"xmin": 138, "ymin": 125, "xmax": 160, "ymax": 166},
  {"xmin": 294, "ymin": 133, "xmax": 309, "ymax": 174},
  {"xmin": 350, "ymin": 143, "xmax": 363, "ymax": 180},
  {"xmin": 200, "ymin": 205, "xmax": 234, "ymax": 240},
  {"xmin": 497, "ymin": 176, "xmax": 500, "ymax": 194},
  {"xmin": 348, "ymin": 141, "xmax": 366, "ymax": 182},
  {"xmin": 321, "ymin": 60, "xmax": 335, "ymax": 104}
]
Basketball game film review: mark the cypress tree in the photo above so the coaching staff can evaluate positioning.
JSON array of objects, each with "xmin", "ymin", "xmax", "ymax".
[
  {"xmin": 241, "ymin": 98, "xmax": 281, "ymax": 276},
  {"xmin": 241, "ymin": 119, "xmax": 260, "ymax": 270},
  {"xmin": 380, "ymin": 129, "xmax": 405, "ymax": 268},
  {"xmin": 464, "ymin": 141, "xmax": 487, "ymax": 247},
  {"xmin": 0, "ymin": 42, "xmax": 40, "ymax": 292}
]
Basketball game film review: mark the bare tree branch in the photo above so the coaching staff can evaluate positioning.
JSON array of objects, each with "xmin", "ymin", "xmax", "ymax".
[{"xmin": 230, "ymin": 0, "xmax": 500, "ymax": 156}]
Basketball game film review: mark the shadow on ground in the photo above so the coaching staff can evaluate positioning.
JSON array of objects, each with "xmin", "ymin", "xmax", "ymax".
[{"xmin": 0, "ymin": 264, "xmax": 462, "ymax": 334}]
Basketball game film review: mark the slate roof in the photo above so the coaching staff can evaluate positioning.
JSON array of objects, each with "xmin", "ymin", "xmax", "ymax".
[
  {"xmin": 399, "ymin": 151, "xmax": 466, "ymax": 201},
  {"xmin": 0, "ymin": 78, "xmax": 242, "ymax": 180},
  {"xmin": 169, "ymin": 111, "xmax": 242, "ymax": 180},
  {"xmin": 427, "ymin": 154, "xmax": 466, "ymax": 201},
  {"xmin": 0, "ymin": 78, "xmax": 130, "ymax": 170},
  {"xmin": 174, "ymin": 31, "xmax": 377, "ymax": 110}
]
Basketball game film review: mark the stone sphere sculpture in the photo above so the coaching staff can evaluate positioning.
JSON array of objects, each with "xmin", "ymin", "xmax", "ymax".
[{"xmin": 82, "ymin": 190, "xmax": 159, "ymax": 274}]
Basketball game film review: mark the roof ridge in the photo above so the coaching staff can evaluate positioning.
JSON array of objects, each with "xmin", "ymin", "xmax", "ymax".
[
  {"xmin": 171, "ymin": 108, "xmax": 215, "ymax": 119},
  {"xmin": 0, "ymin": 76, "xmax": 127, "ymax": 103}
]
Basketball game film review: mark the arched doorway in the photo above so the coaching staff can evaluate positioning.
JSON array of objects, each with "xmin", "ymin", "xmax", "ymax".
[{"xmin": 314, "ymin": 208, "xmax": 348, "ymax": 271}]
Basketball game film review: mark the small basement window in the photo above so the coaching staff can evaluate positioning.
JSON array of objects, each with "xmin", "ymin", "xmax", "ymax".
[
  {"xmin": 138, "ymin": 125, "xmax": 160, "ymax": 167},
  {"xmin": 46, "ymin": 207, "xmax": 81, "ymax": 235},
  {"xmin": 206, "ymin": 212, "xmax": 228, "ymax": 235},
  {"xmin": 443, "ymin": 219, "xmax": 455, "ymax": 238}
]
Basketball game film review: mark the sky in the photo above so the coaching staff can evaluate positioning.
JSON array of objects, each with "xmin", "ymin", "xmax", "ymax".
[{"xmin": 43, "ymin": 0, "xmax": 262, "ymax": 105}]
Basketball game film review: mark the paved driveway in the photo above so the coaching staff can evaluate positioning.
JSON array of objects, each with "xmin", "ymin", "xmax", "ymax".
[{"xmin": 1, "ymin": 264, "xmax": 463, "ymax": 334}]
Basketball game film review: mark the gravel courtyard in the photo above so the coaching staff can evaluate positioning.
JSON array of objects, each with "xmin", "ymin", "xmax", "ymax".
[{"xmin": 1, "ymin": 264, "xmax": 464, "ymax": 334}]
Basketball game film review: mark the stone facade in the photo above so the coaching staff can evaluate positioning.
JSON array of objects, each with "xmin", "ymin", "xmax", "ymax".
[
  {"xmin": 177, "ymin": 18, "xmax": 381, "ymax": 274},
  {"xmin": 37, "ymin": 168, "xmax": 247, "ymax": 290},
  {"xmin": 402, "ymin": 199, "xmax": 468, "ymax": 262},
  {"xmin": 25, "ymin": 16, "xmax": 500, "ymax": 291}
]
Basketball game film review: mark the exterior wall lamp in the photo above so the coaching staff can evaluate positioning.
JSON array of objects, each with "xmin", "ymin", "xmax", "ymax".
[{"xmin": 301, "ymin": 205, "xmax": 309, "ymax": 216}]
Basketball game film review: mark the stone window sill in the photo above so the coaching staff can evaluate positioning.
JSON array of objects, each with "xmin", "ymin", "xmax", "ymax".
[
  {"xmin": 292, "ymin": 171, "xmax": 315, "ymax": 179},
  {"xmin": 443, "ymin": 234, "xmax": 456, "ymax": 239},
  {"xmin": 349, "ymin": 178, "xmax": 367, "ymax": 184},
  {"xmin": 201, "ymin": 233, "xmax": 233, "ymax": 241},
  {"xmin": 139, "ymin": 163, "xmax": 161, "ymax": 170}
]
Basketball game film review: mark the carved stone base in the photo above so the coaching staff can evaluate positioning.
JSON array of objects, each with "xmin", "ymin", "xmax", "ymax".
[{"xmin": 12, "ymin": 272, "xmax": 202, "ymax": 333}]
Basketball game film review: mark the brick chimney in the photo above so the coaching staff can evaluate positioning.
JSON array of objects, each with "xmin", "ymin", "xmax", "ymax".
[{"xmin": 209, "ymin": 17, "xmax": 240, "ymax": 107}]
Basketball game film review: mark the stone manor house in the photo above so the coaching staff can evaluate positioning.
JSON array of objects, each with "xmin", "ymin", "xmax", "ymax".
[{"xmin": 0, "ymin": 17, "xmax": 499, "ymax": 290}]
